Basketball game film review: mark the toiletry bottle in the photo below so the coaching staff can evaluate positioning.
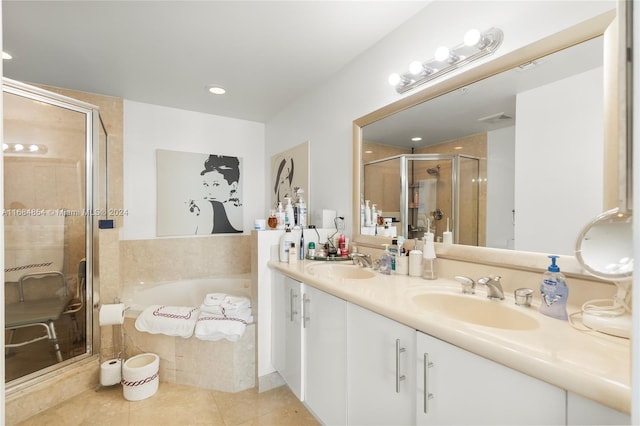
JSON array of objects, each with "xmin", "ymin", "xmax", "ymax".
[
  {"xmin": 409, "ymin": 238, "xmax": 423, "ymax": 277},
  {"xmin": 294, "ymin": 188, "xmax": 307, "ymax": 227},
  {"xmin": 360, "ymin": 195, "xmax": 366, "ymax": 227},
  {"xmin": 276, "ymin": 202, "xmax": 285, "ymax": 230},
  {"xmin": 308, "ymin": 242, "xmax": 316, "ymax": 259},
  {"xmin": 539, "ymin": 255, "xmax": 569, "ymax": 320},
  {"xmin": 379, "ymin": 244, "xmax": 392, "ymax": 275},
  {"xmin": 443, "ymin": 217, "xmax": 453, "ymax": 246},
  {"xmin": 364, "ymin": 200, "xmax": 372, "ymax": 226},
  {"xmin": 284, "ymin": 197, "xmax": 294, "ymax": 228},
  {"xmin": 371, "ymin": 204, "xmax": 378, "ymax": 229},
  {"xmin": 389, "ymin": 239, "xmax": 399, "ymax": 273},
  {"xmin": 289, "ymin": 242, "xmax": 297, "ymax": 264},
  {"xmin": 422, "ymin": 229, "xmax": 437, "ymax": 280},
  {"xmin": 279, "ymin": 227, "xmax": 295, "ymax": 262},
  {"xmin": 268, "ymin": 209, "xmax": 278, "ymax": 229}
]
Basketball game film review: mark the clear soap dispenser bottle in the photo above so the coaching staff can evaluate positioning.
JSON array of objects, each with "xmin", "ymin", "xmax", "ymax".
[
  {"xmin": 539, "ymin": 255, "xmax": 569, "ymax": 320},
  {"xmin": 422, "ymin": 221, "xmax": 437, "ymax": 280}
]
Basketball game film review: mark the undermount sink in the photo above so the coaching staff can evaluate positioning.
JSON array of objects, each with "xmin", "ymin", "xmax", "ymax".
[
  {"xmin": 412, "ymin": 292, "xmax": 539, "ymax": 330},
  {"xmin": 306, "ymin": 263, "xmax": 376, "ymax": 280}
]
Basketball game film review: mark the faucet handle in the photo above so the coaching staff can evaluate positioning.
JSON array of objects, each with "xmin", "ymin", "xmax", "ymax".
[{"xmin": 454, "ymin": 276, "xmax": 476, "ymax": 294}]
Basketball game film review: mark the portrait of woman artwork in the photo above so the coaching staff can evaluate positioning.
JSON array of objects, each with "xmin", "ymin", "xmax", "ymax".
[
  {"xmin": 270, "ymin": 141, "xmax": 310, "ymax": 210},
  {"xmin": 156, "ymin": 149, "xmax": 243, "ymax": 236}
]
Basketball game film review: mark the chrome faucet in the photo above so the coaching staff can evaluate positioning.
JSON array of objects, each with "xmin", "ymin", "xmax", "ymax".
[
  {"xmin": 350, "ymin": 252, "xmax": 373, "ymax": 268},
  {"xmin": 477, "ymin": 276, "xmax": 504, "ymax": 300}
]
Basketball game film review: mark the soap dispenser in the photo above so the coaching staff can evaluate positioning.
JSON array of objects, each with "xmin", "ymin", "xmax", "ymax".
[
  {"xmin": 279, "ymin": 227, "xmax": 295, "ymax": 262},
  {"xmin": 284, "ymin": 197, "xmax": 294, "ymax": 228},
  {"xmin": 276, "ymin": 202, "xmax": 285, "ymax": 230},
  {"xmin": 539, "ymin": 255, "xmax": 569, "ymax": 320},
  {"xmin": 379, "ymin": 244, "xmax": 392, "ymax": 275}
]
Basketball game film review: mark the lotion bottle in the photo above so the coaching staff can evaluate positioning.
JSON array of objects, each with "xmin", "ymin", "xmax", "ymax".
[
  {"xmin": 276, "ymin": 202, "xmax": 285, "ymax": 230},
  {"xmin": 539, "ymin": 255, "xmax": 569, "ymax": 320},
  {"xmin": 422, "ymin": 220, "xmax": 437, "ymax": 280},
  {"xmin": 284, "ymin": 197, "xmax": 294, "ymax": 228},
  {"xmin": 364, "ymin": 200, "xmax": 372, "ymax": 226},
  {"xmin": 279, "ymin": 227, "xmax": 295, "ymax": 262}
]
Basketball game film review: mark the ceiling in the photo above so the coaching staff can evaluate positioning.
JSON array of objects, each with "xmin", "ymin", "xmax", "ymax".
[{"xmin": 2, "ymin": 1, "xmax": 429, "ymax": 123}]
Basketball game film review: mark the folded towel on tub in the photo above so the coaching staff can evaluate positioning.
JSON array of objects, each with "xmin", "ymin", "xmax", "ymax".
[
  {"xmin": 203, "ymin": 293, "xmax": 227, "ymax": 306},
  {"xmin": 135, "ymin": 305, "xmax": 200, "ymax": 338},
  {"xmin": 200, "ymin": 294, "xmax": 251, "ymax": 315},
  {"xmin": 194, "ymin": 309, "xmax": 253, "ymax": 342}
]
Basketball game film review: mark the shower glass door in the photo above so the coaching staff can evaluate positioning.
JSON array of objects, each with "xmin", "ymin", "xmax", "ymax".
[{"xmin": 4, "ymin": 81, "xmax": 97, "ymax": 384}]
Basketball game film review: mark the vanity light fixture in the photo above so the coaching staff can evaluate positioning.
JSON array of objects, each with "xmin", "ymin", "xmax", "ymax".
[
  {"xmin": 2, "ymin": 51, "xmax": 12, "ymax": 60},
  {"xmin": 389, "ymin": 27, "xmax": 503, "ymax": 94},
  {"xmin": 411, "ymin": 137, "xmax": 423, "ymax": 142},
  {"xmin": 3, "ymin": 142, "xmax": 48, "ymax": 155}
]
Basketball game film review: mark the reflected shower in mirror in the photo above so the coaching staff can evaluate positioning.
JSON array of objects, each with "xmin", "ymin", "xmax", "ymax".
[
  {"xmin": 361, "ymin": 35, "xmax": 605, "ymax": 255},
  {"xmin": 3, "ymin": 82, "xmax": 98, "ymax": 383}
]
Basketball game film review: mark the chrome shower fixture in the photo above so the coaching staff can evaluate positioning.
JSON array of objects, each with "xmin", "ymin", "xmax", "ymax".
[
  {"xmin": 427, "ymin": 165, "xmax": 440, "ymax": 176},
  {"xmin": 389, "ymin": 27, "xmax": 503, "ymax": 94}
]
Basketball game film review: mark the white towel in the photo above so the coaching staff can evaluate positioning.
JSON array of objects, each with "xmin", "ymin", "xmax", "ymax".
[
  {"xmin": 224, "ymin": 295, "xmax": 251, "ymax": 311},
  {"xmin": 135, "ymin": 305, "xmax": 199, "ymax": 338},
  {"xmin": 203, "ymin": 293, "xmax": 227, "ymax": 306},
  {"xmin": 194, "ymin": 309, "xmax": 253, "ymax": 342}
]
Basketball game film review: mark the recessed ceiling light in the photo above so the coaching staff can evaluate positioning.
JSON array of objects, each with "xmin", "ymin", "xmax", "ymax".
[
  {"xmin": 364, "ymin": 150, "xmax": 373, "ymax": 154},
  {"xmin": 2, "ymin": 51, "xmax": 13, "ymax": 60},
  {"xmin": 206, "ymin": 85, "xmax": 226, "ymax": 95},
  {"xmin": 411, "ymin": 137, "xmax": 423, "ymax": 142}
]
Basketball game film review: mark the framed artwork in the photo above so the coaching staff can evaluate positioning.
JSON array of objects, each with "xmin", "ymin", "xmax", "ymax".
[
  {"xmin": 271, "ymin": 141, "xmax": 310, "ymax": 210},
  {"xmin": 156, "ymin": 149, "xmax": 243, "ymax": 236}
]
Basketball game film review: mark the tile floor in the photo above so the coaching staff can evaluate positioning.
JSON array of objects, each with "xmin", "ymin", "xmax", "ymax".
[{"xmin": 17, "ymin": 382, "xmax": 320, "ymax": 426}]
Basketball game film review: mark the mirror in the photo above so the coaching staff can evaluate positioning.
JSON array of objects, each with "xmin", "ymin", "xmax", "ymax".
[
  {"xmin": 575, "ymin": 208, "xmax": 633, "ymax": 281},
  {"xmin": 354, "ymin": 12, "xmax": 617, "ymax": 256}
]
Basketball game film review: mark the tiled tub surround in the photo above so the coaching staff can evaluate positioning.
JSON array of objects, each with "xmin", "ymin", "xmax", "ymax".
[
  {"xmin": 270, "ymin": 247, "xmax": 631, "ymax": 414},
  {"xmin": 121, "ymin": 275, "xmax": 256, "ymax": 392}
]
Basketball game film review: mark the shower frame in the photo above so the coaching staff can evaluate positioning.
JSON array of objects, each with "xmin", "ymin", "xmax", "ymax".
[
  {"xmin": 363, "ymin": 153, "xmax": 481, "ymax": 244},
  {"xmin": 3, "ymin": 78, "xmax": 101, "ymax": 388}
]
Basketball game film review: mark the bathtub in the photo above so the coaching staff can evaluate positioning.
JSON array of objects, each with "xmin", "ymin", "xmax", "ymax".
[
  {"xmin": 121, "ymin": 275, "xmax": 252, "ymax": 317},
  {"xmin": 118, "ymin": 274, "xmax": 255, "ymax": 393}
]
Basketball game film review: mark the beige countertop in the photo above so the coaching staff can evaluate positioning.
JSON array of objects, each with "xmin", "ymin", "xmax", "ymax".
[{"xmin": 269, "ymin": 259, "xmax": 631, "ymax": 414}]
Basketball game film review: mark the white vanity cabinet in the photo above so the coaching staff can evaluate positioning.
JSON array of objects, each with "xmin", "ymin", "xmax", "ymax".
[
  {"xmin": 271, "ymin": 272, "xmax": 347, "ymax": 424},
  {"xmin": 271, "ymin": 273, "xmax": 304, "ymax": 399},
  {"xmin": 347, "ymin": 303, "xmax": 416, "ymax": 425},
  {"xmin": 303, "ymin": 284, "xmax": 347, "ymax": 426},
  {"xmin": 416, "ymin": 331, "xmax": 566, "ymax": 425},
  {"xmin": 567, "ymin": 392, "xmax": 630, "ymax": 425}
]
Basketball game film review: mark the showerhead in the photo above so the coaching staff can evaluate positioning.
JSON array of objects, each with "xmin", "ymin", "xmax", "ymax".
[{"xmin": 427, "ymin": 165, "xmax": 440, "ymax": 176}]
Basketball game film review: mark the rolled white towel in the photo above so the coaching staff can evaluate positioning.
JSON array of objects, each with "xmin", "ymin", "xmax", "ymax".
[{"xmin": 203, "ymin": 293, "xmax": 227, "ymax": 306}]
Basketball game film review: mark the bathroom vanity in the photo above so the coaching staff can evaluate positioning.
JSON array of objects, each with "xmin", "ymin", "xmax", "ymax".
[{"xmin": 269, "ymin": 260, "xmax": 630, "ymax": 426}]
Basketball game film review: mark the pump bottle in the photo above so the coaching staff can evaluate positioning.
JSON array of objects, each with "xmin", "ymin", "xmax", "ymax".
[
  {"xmin": 539, "ymin": 255, "xmax": 569, "ymax": 320},
  {"xmin": 422, "ymin": 221, "xmax": 437, "ymax": 280},
  {"xmin": 279, "ymin": 227, "xmax": 295, "ymax": 262}
]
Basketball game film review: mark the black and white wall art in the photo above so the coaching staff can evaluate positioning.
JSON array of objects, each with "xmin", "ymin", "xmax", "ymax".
[{"xmin": 157, "ymin": 149, "xmax": 243, "ymax": 236}]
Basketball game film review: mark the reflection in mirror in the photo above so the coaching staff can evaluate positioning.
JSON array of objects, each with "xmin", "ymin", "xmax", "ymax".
[
  {"xmin": 3, "ymin": 82, "xmax": 97, "ymax": 384},
  {"xmin": 361, "ymin": 35, "xmax": 605, "ymax": 255}
]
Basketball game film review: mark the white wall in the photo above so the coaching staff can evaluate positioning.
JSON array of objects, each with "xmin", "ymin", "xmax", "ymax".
[
  {"xmin": 514, "ymin": 67, "xmax": 603, "ymax": 255},
  {"xmin": 486, "ymin": 126, "xmax": 515, "ymax": 249},
  {"xmin": 265, "ymin": 0, "xmax": 615, "ymax": 238},
  {"xmin": 123, "ymin": 100, "xmax": 265, "ymax": 240}
]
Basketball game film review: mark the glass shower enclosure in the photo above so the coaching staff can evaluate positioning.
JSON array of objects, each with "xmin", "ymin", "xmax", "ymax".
[
  {"xmin": 363, "ymin": 154, "xmax": 481, "ymax": 245},
  {"xmin": 3, "ymin": 78, "xmax": 102, "ymax": 385}
]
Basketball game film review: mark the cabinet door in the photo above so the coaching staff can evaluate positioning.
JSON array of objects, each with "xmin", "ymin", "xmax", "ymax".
[
  {"xmin": 416, "ymin": 332, "xmax": 565, "ymax": 425},
  {"xmin": 271, "ymin": 274, "xmax": 303, "ymax": 400},
  {"xmin": 567, "ymin": 392, "xmax": 630, "ymax": 425},
  {"xmin": 303, "ymin": 285, "xmax": 347, "ymax": 426},
  {"xmin": 347, "ymin": 303, "xmax": 415, "ymax": 426}
]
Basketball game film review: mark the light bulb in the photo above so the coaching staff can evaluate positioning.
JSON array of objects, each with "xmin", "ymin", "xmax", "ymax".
[
  {"xmin": 409, "ymin": 61, "xmax": 423, "ymax": 75},
  {"xmin": 14, "ymin": 143, "xmax": 24, "ymax": 152},
  {"xmin": 434, "ymin": 46, "xmax": 450, "ymax": 62},
  {"xmin": 2, "ymin": 143, "xmax": 8, "ymax": 151},
  {"xmin": 464, "ymin": 29, "xmax": 482, "ymax": 47},
  {"xmin": 29, "ymin": 144, "xmax": 39, "ymax": 152},
  {"xmin": 388, "ymin": 73, "xmax": 401, "ymax": 86}
]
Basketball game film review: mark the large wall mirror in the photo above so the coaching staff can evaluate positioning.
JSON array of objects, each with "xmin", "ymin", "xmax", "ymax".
[{"xmin": 353, "ymin": 10, "xmax": 619, "ymax": 259}]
